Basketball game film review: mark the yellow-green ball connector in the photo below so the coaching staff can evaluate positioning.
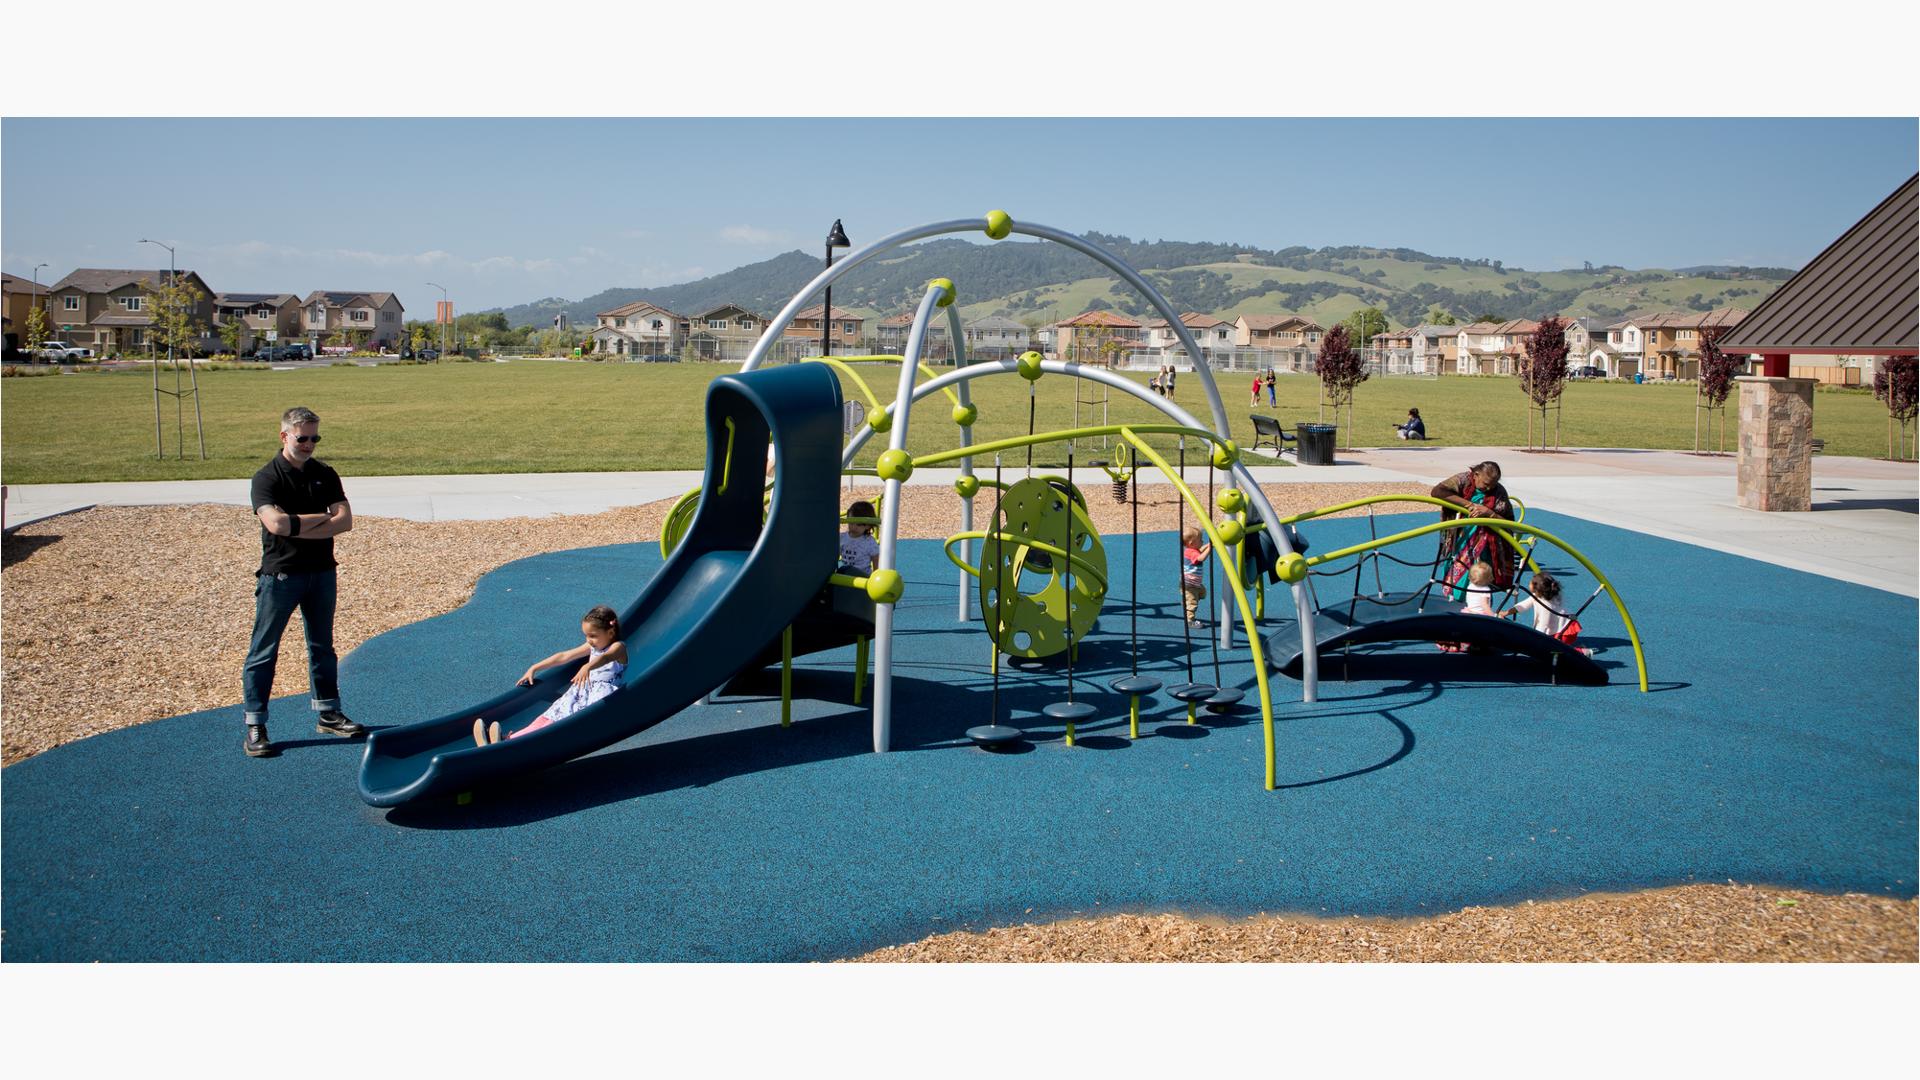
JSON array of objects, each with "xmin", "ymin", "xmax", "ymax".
[
  {"xmin": 954, "ymin": 475, "xmax": 981, "ymax": 499},
  {"xmin": 1017, "ymin": 351, "xmax": 1045, "ymax": 381},
  {"xmin": 865, "ymin": 568, "xmax": 905, "ymax": 604},
  {"xmin": 876, "ymin": 449, "xmax": 914, "ymax": 482},
  {"xmin": 951, "ymin": 403, "xmax": 978, "ymax": 427},
  {"xmin": 1211, "ymin": 440, "xmax": 1239, "ymax": 469},
  {"xmin": 1218, "ymin": 488, "xmax": 1247, "ymax": 514},
  {"xmin": 1216, "ymin": 519, "xmax": 1245, "ymax": 547},
  {"xmin": 1276, "ymin": 552, "xmax": 1308, "ymax": 584},
  {"xmin": 984, "ymin": 210, "xmax": 1013, "ymax": 240},
  {"xmin": 868, "ymin": 410, "xmax": 892, "ymax": 434},
  {"xmin": 928, "ymin": 278, "xmax": 956, "ymax": 307}
]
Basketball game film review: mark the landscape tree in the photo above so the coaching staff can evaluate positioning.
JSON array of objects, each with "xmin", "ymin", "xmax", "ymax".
[
  {"xmin": 21, "ymin": 300, "xmax": 50, "ymax": 357},
  {"xmin": 1693, "ymin": 325, "xmax": 1743, "ymax": 454},
  {"xmin": 1341, "ymin": 306, "xmax": 1390, "ymax": 346},
  {"xmin": 410, "ymin": 325, "xmax": 429, "ymax": 354},
  {"xmin": 1315, "ymin": 323, "xmax": 1369, "ymax": 448},
  {"xmin": 218, "ymin": 314, "xmax": 245, "ymax": 358},
  {"xmin": 140, "ymin": 274, "xmax": 207, "ymax": 359},
  {"xmin": 1424, "ymin": 306, "xmax": 1457, "ymax": 326},
  {"xmin": 1873, "ymin": 355, "xmax": 1917, "ymax": 461},
  {"xmin": 1515, "ymin": 315, "xmax": 1570, "ymax": 451}
]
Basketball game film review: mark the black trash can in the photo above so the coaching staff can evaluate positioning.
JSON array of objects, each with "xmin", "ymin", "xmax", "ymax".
[{"xmin": 1295, "ymin": 423, "xmax": 1337, "ymax": 466}]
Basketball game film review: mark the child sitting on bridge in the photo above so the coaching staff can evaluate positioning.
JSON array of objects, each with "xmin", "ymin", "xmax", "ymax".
[
  {"xmin": 1501, "ymin": 571, "xmax": 1593, "ymax": 656},
  {"xmin": 838, "ymin": 500, "xmax": 880, "ymax": 575}
]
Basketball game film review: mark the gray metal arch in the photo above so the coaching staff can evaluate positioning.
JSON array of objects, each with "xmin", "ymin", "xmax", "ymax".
[{"xmin": 736, "ymin": 215, "xmax": 1325, "ymax": 754}]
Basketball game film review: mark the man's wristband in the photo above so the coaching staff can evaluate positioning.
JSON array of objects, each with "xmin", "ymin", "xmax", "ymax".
[{"xmin": 288, "ymin": 514, "xmax": 301, "ymax": 537}]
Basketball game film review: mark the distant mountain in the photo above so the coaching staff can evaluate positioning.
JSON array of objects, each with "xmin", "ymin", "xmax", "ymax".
[{"xmin": 488, "ymin": 235, "xmax": 1789, "ymax": 331}]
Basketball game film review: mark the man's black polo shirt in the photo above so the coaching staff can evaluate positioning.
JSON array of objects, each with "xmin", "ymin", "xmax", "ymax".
[{"xmin": 250, "ymin": 453, "xmax": 347, "ymax": 576}]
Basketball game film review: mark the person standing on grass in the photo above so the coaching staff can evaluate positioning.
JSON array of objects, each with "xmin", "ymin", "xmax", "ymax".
[
  {"xmin": 1266, "ymin": 370, "xmax": 1278, "ymax": 407},
  {"xmin": 241, "ymin": 406, "xmax": 365, "ymax": 758}
]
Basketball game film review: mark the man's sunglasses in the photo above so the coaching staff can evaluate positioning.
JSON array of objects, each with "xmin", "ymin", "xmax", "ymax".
[{"xmin": 289, "ymin": 434, "xmax": 322, "ymax": 445}]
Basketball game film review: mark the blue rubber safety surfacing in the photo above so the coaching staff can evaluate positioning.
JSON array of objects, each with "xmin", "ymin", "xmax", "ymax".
[{"xmin": 3, "ymin": 510, "xmax": 1914, "ymax": 961}]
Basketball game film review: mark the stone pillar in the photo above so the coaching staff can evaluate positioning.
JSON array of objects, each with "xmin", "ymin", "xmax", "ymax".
[{"xmin": 1735, "ymin": 375, "xmax": 1816, "ymax": 511}]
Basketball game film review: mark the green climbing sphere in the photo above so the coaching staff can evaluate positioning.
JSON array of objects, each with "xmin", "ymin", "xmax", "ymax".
[
  {"xmin": 1210, "ymin": 440, "xmax": 1239, "ymax": 470},
  {"xmin": 984, "ymin": 210, "xmax": 1013, "ymax": 240},
  {"xmin": 928, "ymin": 278, "xmax": 956, "ymax": 307},
  {"xmin": 1216, "ymin": 519, "xmax": 1245, "ymax": 547},
  {"xmin": 1218, "ymin": 488, "xmax": 1247, "ymax": 514},
  {"xmin": 951, "ymin": 403, "xmax": 978, "ymax": 427},
  {"xmin": 1277, "ymin": 552, "xmax": 1308, "ymax": 584},
  {"xmin": 868, "ymin": 410, "xmax": 892, "ymax": 434},
  {"xmin": 1017, "ymin": 351, "xmax": 1045, "ymax": 381},
  {"xmin": 865, "ymin": 568, "xmax": 905, "ymax": 604},
  {"xmin": 876, "ymin": 449, "xmax": 915, "ymax": 482},
  {"xmin": 954, "ymin": 475, "xmax": 981, "ymax": 499}
]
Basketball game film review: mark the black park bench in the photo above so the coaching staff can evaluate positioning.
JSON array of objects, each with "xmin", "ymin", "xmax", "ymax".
[{"xmin": 1250, "ymin": 414, "xmax": 1295, "ymax": 454}]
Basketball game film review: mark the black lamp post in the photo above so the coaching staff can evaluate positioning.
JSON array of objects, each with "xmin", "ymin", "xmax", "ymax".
[{"xmin": 823, "ymin": 219, "xmax": 850, "ymax": 358}]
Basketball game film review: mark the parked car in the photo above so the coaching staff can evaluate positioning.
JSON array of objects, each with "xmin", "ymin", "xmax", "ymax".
[
  {"xmin": 35, "ymin": 340, "xmax": 93, "ymax": 361},
  {"xmin": 1570, "ymin": 365, "xmax": 1606, "ymax": 379},
  {"xmin": 638, "ymin": 353, "xmax": 678, "ymax": 363},
  {"xmin": 416, "ymin": 348, "xmax": 439, "ymax": 360}
]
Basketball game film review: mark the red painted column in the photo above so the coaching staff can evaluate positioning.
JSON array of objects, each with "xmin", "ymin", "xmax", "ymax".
[{"xmin": 1761, "ymin": 352, "xmax": 1789, "ymax": 378}]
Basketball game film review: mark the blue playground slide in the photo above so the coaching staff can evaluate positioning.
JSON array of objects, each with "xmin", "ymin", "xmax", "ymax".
[{"xmin": 357, "ymin": 365, "xmax": 845, "ymax": 807}]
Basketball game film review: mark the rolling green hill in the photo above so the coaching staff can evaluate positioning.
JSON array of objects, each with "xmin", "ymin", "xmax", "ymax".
[{"xmin": 491, "ymin": 235, "xmax": 1790, "ymax": 333}]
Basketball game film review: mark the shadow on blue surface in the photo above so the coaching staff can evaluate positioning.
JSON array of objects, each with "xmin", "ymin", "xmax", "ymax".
[{"xmin": 3, "ymin": 509, "xmax": 1913, "ymax": 961}]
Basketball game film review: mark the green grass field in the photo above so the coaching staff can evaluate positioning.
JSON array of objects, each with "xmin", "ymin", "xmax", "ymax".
[{"xmin": 0, "ymin": 360, "xmax": 1896, "ymax": 485}]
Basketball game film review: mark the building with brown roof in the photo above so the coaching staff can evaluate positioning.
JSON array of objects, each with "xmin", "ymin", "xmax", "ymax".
[
  {"xmin": 784, "ymin": 305, "xmax": 865, "ymax": 352},
  {"xmin": 1726, "ymin": 173, "xmax": 1916, "ymax": 382},
  {"xmin": 3, "ymin": 271, "xmax": 54, "ymax": 359},
  {"xmin": 298, "ymin": 290, "xmax": 405, "ymax": 351},
  {"xmin": 591, "ymin": 299, "xmax": 688, "ymax": 358},
  {"xmin": 48, "ymin": 268, "xmax": 217, "ymax": 357},
  {"xmin": 1233, "ymin": 314, "xmax": 1323, "ymax": 349},
  {"xmin": 213, "ymin": 293, "xmax": 301, "ymax": 356},
  {"xmin": 1146, "ymin": 312, "xmax": 1236, "ymax": 353},
  {"xmin": 874, "ymin": 311, "xmax": 952, "ymax": 357},
  {"xmin": 1054, "ymin": 309, "xmax": 1145, "ymax": 365}
]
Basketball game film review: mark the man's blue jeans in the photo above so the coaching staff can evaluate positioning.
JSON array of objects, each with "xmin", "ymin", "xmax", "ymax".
[{"xmin": 242, "ymin": 570, "xmax": 340, "ymax": 726}]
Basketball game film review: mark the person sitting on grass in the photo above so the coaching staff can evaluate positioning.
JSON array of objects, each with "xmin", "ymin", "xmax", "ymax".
[
  {"xmin": 839, "ymin": 499, "xmax": 880, "ymax": 575},
  {"xmin": 474, "ymin": 604, "xmax": 628, "ymax": 746},
  {"xmin": 1391, "ymin": 407, "xmax": 1426, "ymax": 440}
]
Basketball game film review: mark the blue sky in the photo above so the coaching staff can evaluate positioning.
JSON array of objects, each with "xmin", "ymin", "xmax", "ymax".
[{"xmin": 3, "ymin": 118, "xmax": 1913, "ymax": 316}]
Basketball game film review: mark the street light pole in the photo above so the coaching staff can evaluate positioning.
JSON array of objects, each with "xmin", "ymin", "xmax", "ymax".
[
  {"xmin": 427, "ymin": 281, "xmax": 448, "ymax": 361},
  {"xmin": 823, "ymin": 219, "xmax": 850, "ymax": 360}
]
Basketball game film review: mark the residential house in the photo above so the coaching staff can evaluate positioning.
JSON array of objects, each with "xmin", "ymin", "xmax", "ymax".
[
  {"xmin": 1600, "ymin": 315, "xmax": 1651, "ymax": 378},
  {"xmin": 47, "ymin": 268, "xmax": 218, "ymax": 357},
  {"xmin": 1452, "ymin": 321, "xmax": 1504, "ymax": 374},
  {"xmin": 1146, "ymin": 312, "xmax": 1237, "ymax": 357},
  {"xmin": 1403, "ymin": 323, "xmax": 1459, "ymax": 374},
  {"xmin": 2, "ymin": 272, "xmax": 52, "ymax": 358},
  {"xmin": 874, "ymin": 311, "xmax": 952, "ymax": 357},
  {"xmin": 1053, "ymin": 310, "xmax": 1145, "ymax": 365},
  {"xmin": 961, "ymin": 315, "xmax": 1031, "ymax": 357},
  {"xmin": 1640, "ymin": 308, "xmax": 1748, "ymax": 380},
  {"xmin": 590, "ymin": 299, "xmax": 687, "ymax": 358},
  {"xmin": 213, "ymin": 293, "xmax": 301, "ymax": 356},
  {"xmin": 299, "ymin": 290, "xmax": 405, "ymax": 351},
  {"xmin": 684, "ymin": 303, "xmax": 767, "ymax": 361},
  {"xmin": 784, "ymin": 305, "xmax": 865, "ymax": 353},
  {"xmin": 1234, "ymin": 314, "xmax": 1324, "ymax": 350},
  {"xmin": 1492, "ymin": 318, "xmax": 1541, "ymax": 375}
]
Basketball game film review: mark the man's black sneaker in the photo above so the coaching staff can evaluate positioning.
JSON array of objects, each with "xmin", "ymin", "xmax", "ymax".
[
  {"xmin": 316, "ymin": 710, "xmax": 366, "ymax": 738},
  {"xmin": 245, "ymin": 724, "xmax": 278, "ymax": 758}
]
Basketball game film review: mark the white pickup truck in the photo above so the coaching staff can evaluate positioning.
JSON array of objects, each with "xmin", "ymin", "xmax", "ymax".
[{"xmin": 35, "ymin": 341, "xmax": 94, "ymax": 361}]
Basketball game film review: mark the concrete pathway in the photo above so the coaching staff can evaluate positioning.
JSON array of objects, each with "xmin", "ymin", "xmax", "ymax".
[{"xmin": 6, "ymin": 447, "xmax": 1914, "ymax": 596}]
